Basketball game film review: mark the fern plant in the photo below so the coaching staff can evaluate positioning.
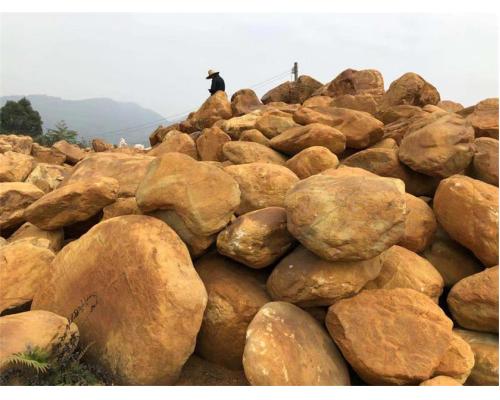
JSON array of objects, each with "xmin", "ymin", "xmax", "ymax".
[{"xmin": 3, "ymin": 345, "xmax": 50, "ymax": 374}]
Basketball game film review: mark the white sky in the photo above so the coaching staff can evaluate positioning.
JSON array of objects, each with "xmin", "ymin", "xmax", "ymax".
[{"xmin": 1, "ymin": 13, "xmax": 498, "ymax": 117}]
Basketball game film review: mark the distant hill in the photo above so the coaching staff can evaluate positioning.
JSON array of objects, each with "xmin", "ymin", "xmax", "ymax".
[{"xmin": 0, "ymin": 95, "xmax": 168, "ymax": 145}]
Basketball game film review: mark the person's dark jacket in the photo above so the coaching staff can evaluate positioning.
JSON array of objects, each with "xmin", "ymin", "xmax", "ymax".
[{"xmin": 209, "ymin": 73, "xmax": 225, "ymax": 95}]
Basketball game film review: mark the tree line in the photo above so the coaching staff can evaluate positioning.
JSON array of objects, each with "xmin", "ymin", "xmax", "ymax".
[{"xmin": 0, "ymin": 97, "xmax": 88, "ymax": 147}]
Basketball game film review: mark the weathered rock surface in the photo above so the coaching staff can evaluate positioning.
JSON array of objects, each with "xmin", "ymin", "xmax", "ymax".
[
  {"xmin": 185, "ymin": 91, "xmax": 232, "ymax": 131},
  {"xmin": 0, "ymin": 182, "xmax": 44, "ymax": 230},
  {"xmin": 222, "ymin": 141, "xmax": 286, "ymax": 165},
  {"xmin": 471, "ymin": 137, "xmax": 498, "ymax": 186},
  {"xmin": 0, "ymin": 134, "xmax": 33, "ymax": 154},
  {"xmin": 24, "ymin": 177, "xmax": 119, "ymax": 230},
  {"xmin": 267, "ymin": 245, "xmax": 382, "ymax": 307},
  {"xmin": 32, "ymin": 215, "xmax": 207, "ymax": 385},
  {"xmin": 285, "ymin": 146, "xmax": 339, "ymax": 179},
  {"xmin": 255, "ymin": 114, "xmax": 299, "ymax": 139},
  {"xmin": 269, "ymin": 123, "xmax": 346, "ymax": 155},
  {"xmin": 399, "ymin": 113, "xmax": 475, "ymax": 177},
  {"xmin": 0, "ymin": 310, "xmax": 78, "ymax": 374},
  {"xmin": 433, "ymin": 175, "xmax": 498, "ymax": 266},
  {"xmin": 230, "ymin": 89, "xmax": 263, "ymax": 116},
  {"xmin": 25, "ymin": 163, "xmax": 66, "ymax": 193},
  {"xmin": 313, "ymin": 69, "xmax": 384, "ymax": 98},
  {"xmin": 239, "ymin": 129, "xmax": 271, "ymax": 147},
  {"xmin": 148, "ymin": 133, "xmax": 198, "ymax": 159},
  {"xmin": 30, "ymin": 143, "xmax": 66, "ymax": 165},
  {"xmin": 293, "ymin": 107, "xmax": 384, "ymax": 149},
  {"xmin": 220, "ymin": 113, "xmax": 261, "ymax": 139},
  {"xmin": 194, "ymin": 253, "xmax": 270, "ymax": 370},
  {"xmin": 285, "ymin": 174, "xmax": 406, "ymax": 261},
  {"xmin": 243, "ymin": 301, "xmax": 350, "ymax": 386},
  {"xmin": 447, "ymin": 266, "xmax": 499, "ymax": 333},
  {"xmin": 102, "ymin": 197, "xmax": 142, "ymax": 220},
  {"xmin": 0, "ymin": 241, "xmax": 55, "ymax": 313},
  {"xmin": 224, "ymin": 162, "xmax": 298, "ymax": 215},
  {"xmin": 331, "ymin": 94, "xmax": 380, "ymax": 115},
  {"xmin": 136, "ymin": 153, "xmax": 240, "ymax": 235},
  {"xmin": 262, "ymin": 75, "xmax": 323, "ymax": 105},
  {"xmin": 420, "ymin": 376, "xmax": 461, "ymax": 386},
  {"xmin": 176, "ymin": 355, "xmax": 249, "ymax": 386},
  {"xmin": 399, "ymin": 193, "xmax": 437, "ymax": 253},
  {"xmin": 91, "ymin": 138, "xmax": 113, "ymax": 152},
  {"xmin": 52, "ymin": 140, "xmax": 85, "ymax": 165},
  {"xmin": 433, "ymin": 331, "xmax": 475, "ymax": 384},
  {"xmin": 196, "ymin": 126, "xmax": 231, "ymax": 161},
  {"xmin": 7, "ymin": 222, "xmax": 63, "ymax": 252},
  {"xmin": 216, "ymin": 207, "xmax": 294, "ymax": 268},
  {"xmin": 437, "ymin": 100, "xmax": 464, "ymax": 113},
  {"xmin": 466, "ymin": 98, "xmax": 499, "ymax": 139},
  {"xmin": 364, "ymin": 245, "xmax": 444, "ymax": 302},
  {"xmin": 454, "ymin": 329, "xmax": 499, "ymax": 386},
  {"xmin": 61, "ymin": 152, "xmax": 154, "ymax": 197},
  {"xmin": 326, "ymin": 288, "xmax": 453, "ymax": 385},
  {"xmin": 0, "ymin": 151, "xmax": 35, "ymax": 182}
]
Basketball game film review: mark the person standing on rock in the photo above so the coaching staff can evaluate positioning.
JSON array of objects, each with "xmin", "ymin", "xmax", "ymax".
[{"xmin": 207, "ymin": 69, "xmax": 225, "ymax": 95}]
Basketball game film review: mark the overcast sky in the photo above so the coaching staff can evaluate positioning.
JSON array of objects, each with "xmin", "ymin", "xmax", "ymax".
[{"xmin": 1, "ymin": 13, "xmax": 498, "ymax": 117}]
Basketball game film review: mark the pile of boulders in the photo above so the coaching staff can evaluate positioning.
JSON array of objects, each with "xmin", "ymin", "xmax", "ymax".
[{"xmin": 0, "ymin": 68, "xmax": 498, "ymax": 386}]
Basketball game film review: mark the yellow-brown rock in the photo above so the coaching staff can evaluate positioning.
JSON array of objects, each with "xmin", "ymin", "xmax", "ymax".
[
  {"xmin": 186, "ymin": 91, "xmax": 232, "ymax": 131},
  {"xmin": 30, "ymin": 142, "xmax": 66, "ymax": 165},
  {"xmin": 471, "ymin": 137, "xmax": 498, "ymax": 186},
  {"xmin": 0, "ymin": 151, "xmax": 35, "ymax": 182},
  {"xmin": 243, "ymin": 301, "xmax": 350, "ymax": 386},
  {"xmin": 466, "ymin": 98, "xmax": 499, "ymax": 139},
  {"xmin": 447, "ymin": 266, "xmax": 499, "ymax": 333},
  {"xmin": 196, "ymin": 126, "xmax": 231, "ymax": 161},
  {"xmin": 419, "ymin": 376, "xmax": 461, "ymax": 386},
  {"xmin": 239, "ymin": 129, "xmax": 271, "ymax": 147},
  {"xmin": 255, "ymin": 114, "xmax": 299, "ymax": 139},
  {"xmin": 326, "ymin": 288, "xmax": 453, "ymax": 385},
  {"xmin": 32, "ymin": 215, "xmax": 207, "ymax": 385},
  {"xmin": 399, "ymin": 193, "xmax": 437, "ymax": 252},
  {"xmin": 25, "ymin": 163, "xmax": 66, "ymax": 193},
  {"xmin": 216, "ymin": 207, "xmax": 294, "ymax": 268},
  {"xmin": 433, "ymin": 175, "xmax": 498, "ymax": 266},
  {"xmin": 230, "ymin": 89, "xmax": 263, "ymax": 116},
  {"xmin": 267, "ymin": 245, "xmax": 382, "ymax": 307},
  {"xmin": 91, "ymin": 138, "xmax": 113, "ymax": 152},
  {"xmin": 222, "ymin": 141, "xmax": 286, "ymax": 165},
  {"xmin": 0, "ymin": 134, "xmax": 33, "ymax": 154},
  {"xmin": 148, "ymin": 133, "xmax": 198, "ymax": 159},
  {"xmin": 433, "ymin": 332, "xmax": 475, "ymax": 384},
  {"xmin": 52, "ymin": 140, "xmax": 85, "ymax": 165},
  {"xmin": 285, "ymin": 146, "xmax": 339, "ymax": 179},
  {"xmin": 7, "ymin": 221, "xmax": 63, "ymax": 252},
  {"xmin": 0, "ymin": 182, "xmax": 44, "ymax": 230},
  {"xmin": 102, "ymin": 197, "xmax": 142, "ymax": 220},
  {"xmin": 224, "ymin": 162, "xmax": 299, "ymax": 215},
  {"xmin": 285, "ymin": 174, "xmax": 406, "ymax": 261},
  {"xmin": 313, "ymin": 69, "xmax": 384, "ymax": 98}
]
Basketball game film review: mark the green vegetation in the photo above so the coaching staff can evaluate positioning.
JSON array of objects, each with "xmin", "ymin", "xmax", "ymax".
[{"xmin": 0, "ymin": 97, "xmax": 43, "ymax": 137}]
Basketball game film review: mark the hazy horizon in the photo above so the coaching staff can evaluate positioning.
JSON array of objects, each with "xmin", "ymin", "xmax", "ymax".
[{"xmin": 1, "ymin": 13, "xmax": 498, "ymax": 118}]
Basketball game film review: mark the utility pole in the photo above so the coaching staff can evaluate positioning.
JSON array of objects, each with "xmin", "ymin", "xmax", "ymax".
[{"xmin": 292, "ymin": 62, "xmax": 298, "ymax": 82}]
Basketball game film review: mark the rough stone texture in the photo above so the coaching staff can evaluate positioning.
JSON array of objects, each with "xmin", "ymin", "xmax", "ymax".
[
  {"xmin": 438, "ymin": 100, "xmax": 464, "ymax": 113},
  {"xmin": 136, "ymin": 153, "xmax": 240, "ymax": 236},
  {"xmin": 420, "ymin": 376, "xmax": 461, "ymax": 386},
  {"xmin": 176, "ymin": 355, "xmax": 249, "ymax": 386},
  {"xmin": 471, "ymin": 137, "xmax": 498, "ymax": 186},
  {"xmin": 0, "ymin": 151, "xmax": 36, "ymax": 182},
  {"xmin": 0, "ymin": 182, "xmax": 44, "ymax": 230},
  {"xmin": 370, "ymin": 138, "xmax": 399, "ymax": 150},
  {"xmin": 0, "ymin": 241, "xmax": 55, "ymax": 313},
  {"xmin": 148, "ymin": 123, "xmax": 181, "ymax": 146},
  {"xmin": 269, "ymin": 123, "xmax": 346, "ymax": 155},
  {"xmin": 254, "ymin": 114, "xmax": 299, "ymax": 139},
  {"xmin": 261, "ymin": 75, "xmax": 323, "ymax": 105},
  {"xmin": 326, "ymin": 288, "xmax": 453, "ymax": 385},
  {"xmin": 423, "ymin": 227, "xmax": 483, "ymax": 287},
  {"xmin": 196, "ymin": 126, "xmax": 231, "ymax": 162},
  {"xmin": 0, "ymin": 134, "xmax": 33, "ymax": 154},
  {"xmin": 220, "ymin": 113, "xmax": 261, "ymax": 139},
  {"xmin": 303, "ymin": 96, "xmax": 333, "ymax": 108},
  {"xmin": 313, "ymin": 69, "xmax": 384, "ymax": 98},
  {"xmin": 25, "ymin": 177, "xmax": 119, "ymax": 230},
  {"xmin": 433, "ymin": 332, "xmax": 475, "ymax": 384},
  {"xmin": 433, "ymin": 175, "xmax": 498, "ymax": 266},
  {"xmin": 285, "ymin": 146, "xmax": 339, "ymax": 179},
  {"xmin": 60, "ymin": 152, "xmax": 154, "ymax": 197},
  {"xmin": 364, "ymin": 245, "xmax": 444, "ymax": 302},
  {"xmin": 466, "ymin": 98, "xmax": 499, "ymax": 139},
  {"xmin": 399, "ymin": 114, "xmax": 475, "ymax": 177},
  {"xmin": 216, "ymin": 207, "xmax": 294, "ymax": 269},
  {"xmin": 267, "ymin": 245, "xmax": 382, "ymax": 307},
  {"xmin": 102, "ymin": 197, "xmax": 142, "ymax": 220},
  {"xmin": 32, "ymin": 215, "xmax": 208, "ymax": 385},
  {"xmin": 285, "ymin": 174, "xmax": 406, "ymax": 261},
  {"xmin": 148, "ymin": 133, "xmax": 198, "ymax": 159},
  {"xmin": 379, "ymin": 104, "xmax": 426, "ymax": 125},
  {"xmin": 0, "ymin": 310, "xmax": 78, "ymax": 374},
  {"xmin": 194, "ymin": 253, "xmax": 270, "ymax": 370},
  {"xmin": 25, "ymin": 163, "xmax": 65, "ymax": 193},
  {"xmin": 447, "ymin": 266, "xmax": 499, "ymax": 333},
  {"xmin": 224, "ymin": 162, "xmax": 299, "ymax": 215},
  {"xmin": 91, "ymin": 138, "xmax": 113, "ymax": 152},
  {"xmin": 399, "ymin": 193, "xmax": 437, "ymax": 253},
  {"xmin": 7, "ymin": 222, "xmax": 64, "ymax": 252},
  {"xmin": 222, "ymin": 141, "xmax": 286, "ymax": 165},
  {"xmin": 230, "ymin": 89, "xmax": 263, "ymax": 117},
  {"xmin": 30, "ymin": 143, "xmax": 66, "ymax": 165},
  {"xmin": 185, "ymin": 91, "xmax": 232, "ymax": 131},
  {"xmin": 454, "ymin": 328, "xmax": 499, "ymax": 386},
  {"xmin": 293, "ymin": 107, "xmax": 384, "ymax": 149},
  {"xmin": 378, "ymin": 72, "xmax": 440, "ymax": 113},
  {"xmin": 331, "ymin": 94, "xmax": 381, "ymax": 115},
  {"xmin": 243, "ymin": 301, "xmax": 350, "ymax": 386},
  {"xmin": 239, "ymin": 129, "xmax": 271, "ymax": 146},
  {"xmin": 148, "ymin": 209, "xmax": 215, "ymax": 258},
  {"xmin": 52, "ymin": 140, "xmax": 85, "ymax": 165}
]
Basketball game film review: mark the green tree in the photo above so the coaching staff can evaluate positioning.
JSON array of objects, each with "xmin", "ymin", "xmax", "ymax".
[
  {"xmin": 38, "ymin": 120, "xmax": 78, "ymax": 146},
  {"xmin": 0, "ymin": 97, "xmax": 43, "ymax": 137}
]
